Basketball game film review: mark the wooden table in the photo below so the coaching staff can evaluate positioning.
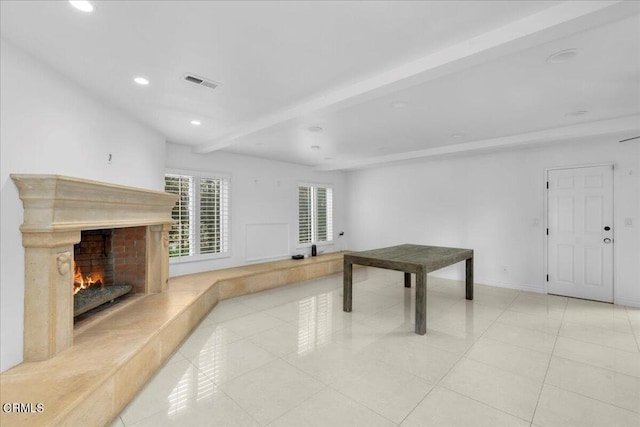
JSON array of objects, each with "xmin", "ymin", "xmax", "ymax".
[{"xmin": 343, "ymin": 244, "xmax": 474, "ymax": 335}]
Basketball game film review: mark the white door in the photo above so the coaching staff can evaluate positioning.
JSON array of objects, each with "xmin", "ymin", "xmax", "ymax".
[{"xmin": 547, "ymin": 165, "xmax": 614, "ymax": 302}]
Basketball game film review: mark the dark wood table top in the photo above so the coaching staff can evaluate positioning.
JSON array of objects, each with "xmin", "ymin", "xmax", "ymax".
[{"xmin": 345, "ymin": 244, "xmax": 473, "ymax": 273}]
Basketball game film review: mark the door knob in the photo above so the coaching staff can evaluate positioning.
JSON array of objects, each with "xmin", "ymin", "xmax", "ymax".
[{"xmin": 604, "ymin": 238, "xmax": 612, "ymax": 244}]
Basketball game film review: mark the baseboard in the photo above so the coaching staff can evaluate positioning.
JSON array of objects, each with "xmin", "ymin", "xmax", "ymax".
[
  {"xmin": 614, "ymin": 297, "xmax": 640, "ymax": 308},
  {"xmin": 475, "ymin": 277, "xmax": 546, "ymax": 294}
]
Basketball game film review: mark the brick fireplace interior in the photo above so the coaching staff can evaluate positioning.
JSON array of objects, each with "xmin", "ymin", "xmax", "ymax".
[{"xmin": 73, "ymin": 226, "xmax": 147, "ymax": 319}]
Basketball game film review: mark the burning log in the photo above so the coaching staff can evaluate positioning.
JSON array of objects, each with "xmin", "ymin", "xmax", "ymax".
[{"xmin": 73, "ymin": 262, "xmax": 104, "ymax": 295}]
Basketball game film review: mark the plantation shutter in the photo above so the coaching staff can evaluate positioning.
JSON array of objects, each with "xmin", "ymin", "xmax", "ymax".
[
  {"xmin": 298, "ymin": 184, "xmax": 333, "ymax": 244},
  {"xmin": 324, "ymin": 187, "xmax": 333, "ymax": 242},
  {"xmin": 298, "ymin": 186, "xmax": 312, "ymax": 244},
  {"xmin": 165, "ymin": 174, "xmax": 194, "ymax": 257},
  {"xmin": 199, "ymin": 177, "xmax": 229, "ymax": 254}
]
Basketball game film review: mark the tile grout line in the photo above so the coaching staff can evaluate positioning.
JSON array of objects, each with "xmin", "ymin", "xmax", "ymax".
[
  {"xmin": 624, "ymin": 305, "xmax": 640, "ymax": 352},
  {"xmin": 397, "ymin": 289, "xmax": 525, "ymax": 425},
  {"xmin": 529, "ymin": 297, "xmax": 568, "ymax": 426}
]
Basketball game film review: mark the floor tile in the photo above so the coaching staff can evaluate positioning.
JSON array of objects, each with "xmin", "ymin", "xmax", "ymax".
[
  {"xmin": 365, "ymin": 335, "xmax": 460, "ymax": 383},
  {"xmin": 507, "ymin": 294, "xmax": 567, "ymax": 319},
  {"xmin": 496, "ymin": 309, "xmax": 562, "ymax": 336},
  {"xmin": 116, "ymin": 268, "xmax": 640, "ymax": 426},
  {"xmin": 417, "ymin": 327, "xmax": 476, "ymax": 356},
  {"xmin": 466, "ymin": 337, "xmax": 550, "ymax": 381},
  {"xmin": 110, "ymin": 416, "xmax": 125, "ymax": 427},
  {"xmin": 219, "ymin": 312, "xmax": 285, "ymax": 338},
  {"xmin": 248, "ymin": 323, "xmax": 303, "ymax": 357},
  {"xmin": 330, "ymin": 358, "xmax": 435, "ymax": 424},
  {"xmin": 471, "ymin": 291, "xmax": 518, "ymax": 310},
  {"xmin": 484, "ymin": 322, "xmax": 557, "ymax": 354},
  {"xmin": 220, "ymin": 359, "xmax": 325, "ymax": 425},
  {"xmin": 401, "ymin": 387, "xmax": 529, "ymax": 427},
  {"xmin": 178, "ymin": 323, "xmax": 243, "ymax": 359},
  {"xmin": 284, "ymin": 341, "xmax": 363, "ymax": 385},
  {"xmin": 562, "ymin": 309, "xmax": 633, "ymax": 334},
  {"xmin": 545, "ymin": 356, "xmax": 640, "ymax": 413},
  {"xmin": 128, "ymin": 387, "xmax": 259, "ymax": 427},
  {"xmin": 533, "ymin": 384, "xmax": 640, "ymax": 427},
  {"xmin": 553, "ymin": 336, "xmax": 640, "ymax": 378},
  {"xmin": 427, "ymin": 312, "xmax": 495, "ymax": 340},
  {"xmin": 268, "ymin": 388, "xmax": 395, "ymax": 427},
  {"xmin": 356, "ymin": 302, "xmax": 415, "ymax": 333},
  {"xmin": 120, "ymin": 359, "xmax": 214, "ymax": 425},
  {"xmin": 565, "ymin": 298, "xmax": 630, "ymax": 319},
  {"xmin": 441, "ymin": 358, "xmax": 541, "ymax": 421},
  {"xmin": 559, "ymin": 320, "xmax": 639, "ymax": 352},
  {"xmin": 186, "ymin": 338, "xmax": 276, "ymax": 385}
]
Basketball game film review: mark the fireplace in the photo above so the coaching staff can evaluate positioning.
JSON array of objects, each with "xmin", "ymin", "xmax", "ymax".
[
  {"xmin": 11, "ymin": 175, "xmax": 178, "ymax": 362},
  {"xmin": 72, "ymin": 227, "xmax": 149, "ymax": 318}
]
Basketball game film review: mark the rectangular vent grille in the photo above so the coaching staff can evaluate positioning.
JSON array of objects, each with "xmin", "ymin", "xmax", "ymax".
[{"xmin": 183, "ymin": 74, "xmax": 219, "ymax": 90}]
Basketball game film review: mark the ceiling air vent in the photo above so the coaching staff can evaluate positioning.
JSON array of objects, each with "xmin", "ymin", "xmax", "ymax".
[{"xmin": 183, "ymin": 73, "xmax": 219, "ymax": 90}]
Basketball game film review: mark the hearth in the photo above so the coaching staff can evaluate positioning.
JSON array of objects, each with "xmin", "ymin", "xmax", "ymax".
[{"xmin": 11, "ymin": 174, "xmax": 178, "ymax": 361}]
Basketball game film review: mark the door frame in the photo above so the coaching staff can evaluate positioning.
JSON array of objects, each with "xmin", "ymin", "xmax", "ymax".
[{"xmin": 543, "ymin": 162, "xmax": 616, "ymax": 299}]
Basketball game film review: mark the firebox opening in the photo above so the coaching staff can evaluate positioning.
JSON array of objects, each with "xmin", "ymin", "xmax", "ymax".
[{"xmin": 73, "ymin": 227, "xmax": 147, "ymax": 319}]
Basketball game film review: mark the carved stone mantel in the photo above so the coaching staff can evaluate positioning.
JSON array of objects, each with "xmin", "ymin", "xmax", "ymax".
[{"xmin": 11, "ymin": 175, "xmax": 178, "ymax": 362}]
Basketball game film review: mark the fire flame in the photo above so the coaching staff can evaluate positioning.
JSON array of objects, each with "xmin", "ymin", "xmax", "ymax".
[{"xmin": 73, "ymin": 262, "xmax": 103, "ymax": 295}]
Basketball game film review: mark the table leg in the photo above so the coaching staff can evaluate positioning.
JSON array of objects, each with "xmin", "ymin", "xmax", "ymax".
[
  {"xmin": 466, "ymin": 256, "xmax": 474, "ymax": 300},
  {"xmin": 415, "ymin": 269, "xmax": 426, "ymax": 335},
  {"xmin": 343, "ymin": 259, "xmax": 353, "ymax": 312},
  {"xmin": 404, "ymin": 272, "xmax": 411, "ymax": 288}
]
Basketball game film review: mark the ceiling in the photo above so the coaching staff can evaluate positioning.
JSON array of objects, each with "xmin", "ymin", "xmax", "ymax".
[{"xmin": 1, "ymin": 1, "xmax": 639, "ymax": 170}]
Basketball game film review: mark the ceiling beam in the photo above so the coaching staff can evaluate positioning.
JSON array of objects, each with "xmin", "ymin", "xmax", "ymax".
[
  {"xmin": 314, "ymin": 114, "xmax": 640, "ymax": 171},
  {"xmin": 194, "ymin": 1, "xmax": 638, "ymax": 154}
]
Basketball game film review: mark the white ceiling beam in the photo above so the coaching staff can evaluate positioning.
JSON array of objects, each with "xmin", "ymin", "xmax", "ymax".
[
  {"xmin": 315, "ymin": 114, "xmax": 640, "ymax": 171},
  {"xmin": 194, "ymin": 1, "xmax": 638, "ymax": 154}
]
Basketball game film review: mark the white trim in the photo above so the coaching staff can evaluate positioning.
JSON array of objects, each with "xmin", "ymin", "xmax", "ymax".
[
  {"xmin": 615, "ymin": 298, "xmax": 640, "ymax": 309},
  {"xmin": 475, "ymin": 278, "xmax": 546, "ymax": 294}
]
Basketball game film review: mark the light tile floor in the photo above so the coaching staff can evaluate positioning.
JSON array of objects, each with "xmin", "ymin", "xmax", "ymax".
[{"xmin": 115, "ymin": 268, "xmax": 640, "ymax": 427}]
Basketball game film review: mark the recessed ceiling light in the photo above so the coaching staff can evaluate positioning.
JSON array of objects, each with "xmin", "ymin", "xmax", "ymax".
[
  {"xmin": 310, "ymin": 145, "xmax": 321, "ymax": 150},
  {"xmin": 391, "ymin": 101, "xmax": 408, "ymax": 109},
  {"xmin": 565, "ymin": 110, "xmax": 589, "ymax": 117},
  {"xmin": 190, "ymin": 120, "xmax": 201, "ymax": 126},
  {"xmin": 546, "ymin": 48, "xmax": 580, "ymax": 64},
  {"xmin": 308, "ymin": 126, "xmax": 323, "ymax": 133},
  {"xmin": 134, "ymin": 77, "xmax": 149, "ymax": 86},
  {"xmin": 451, "ymin": 133, "xmax": 465, "ymax": 139},
  {"xmin": 69, "ymin": 1, "xmax": 93, "ymax": 13}
]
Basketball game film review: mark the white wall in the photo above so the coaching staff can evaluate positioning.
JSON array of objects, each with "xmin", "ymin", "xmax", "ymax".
[
  {"xmin": 346, "ymin": 137, "xmax": 640, "ymax": 306},
  {"xmin": 0, "ymin": 39, "xmax": 167, "ymax": 372},
  {"xmin": 166, "ymin": 143, "xmax": 348, "ymax": 277}
]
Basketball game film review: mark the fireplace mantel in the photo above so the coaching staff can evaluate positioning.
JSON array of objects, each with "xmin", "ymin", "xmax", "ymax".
[
  {"xmin": 12, "ymin": 174, "xmax": 178, "ymax": 233},
  {"xmin": 11, "ymin": 174, "xmax": 178, "ymax": 361}
]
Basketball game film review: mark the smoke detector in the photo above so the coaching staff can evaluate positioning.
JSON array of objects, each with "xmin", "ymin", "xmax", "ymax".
[{"xmin": 183, "ymin": 73, "xmax": 220, "ymax": 90}]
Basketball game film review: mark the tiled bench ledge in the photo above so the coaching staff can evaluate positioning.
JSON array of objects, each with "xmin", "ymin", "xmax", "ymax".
[{"xmin": 0, "ymin": 252, "xmax": 346, "ymax": 426}]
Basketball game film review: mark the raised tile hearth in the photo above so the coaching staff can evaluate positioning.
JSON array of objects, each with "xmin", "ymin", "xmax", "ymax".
[{"xmin": 0, "ymin": 252, "xmax": 346, "ymax": 426}]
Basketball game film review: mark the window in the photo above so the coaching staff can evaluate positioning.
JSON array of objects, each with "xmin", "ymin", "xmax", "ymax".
[
  {"xmin": 165, "ymin": 172, "xmax": 229, "ymax": 259},
  {"xmin": 298, "ymin": 184, "xmax": 333, "ymax": 244}
]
